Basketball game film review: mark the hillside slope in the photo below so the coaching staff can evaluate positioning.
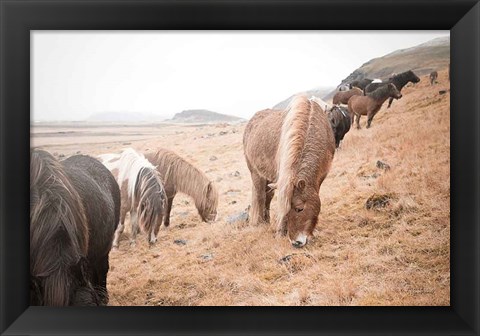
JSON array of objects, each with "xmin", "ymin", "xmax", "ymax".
[
  {"xmin": 99, "ymin": 70, "xmax": 450, "ymax": 306},
  {"xmin": 323, "ymin": 36, "xmax": 449, "ymax": 100}
]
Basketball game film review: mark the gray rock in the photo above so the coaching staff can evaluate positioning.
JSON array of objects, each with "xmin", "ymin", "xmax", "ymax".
[{"xmin": 174, "ymin": 239, "xmax": 187, "ymax": 246}]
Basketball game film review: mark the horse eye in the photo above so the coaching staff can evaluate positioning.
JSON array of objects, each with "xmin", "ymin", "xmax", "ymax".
[{"xmin": 295, "ymin": 207, "xmax": 304, "ymax": 213}]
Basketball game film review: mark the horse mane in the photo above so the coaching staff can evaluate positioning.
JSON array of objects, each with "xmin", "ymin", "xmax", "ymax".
[
  {"xmin": 102, "ymin": 148, "xmax": 165, "ymax": 232},
  {"xmin": 276, "ymin": 95, "xmax": 313, "ymax": 218},
  {"xmin": 135, "ymin": 167, "xmax": 166, "ymax": 233},
  {"xmin": 147, "ymin": 149, "xmax": 218, "ymax": 220},
  {"xmin": 30, "ymin": 150, "xmax": 88, "ymax": 306}
]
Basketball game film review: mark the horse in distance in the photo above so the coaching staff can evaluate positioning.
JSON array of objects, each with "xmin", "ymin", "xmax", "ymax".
[
  {"xmin": 30, "ymin": 150, "xmax": 120, "ymax": 306},
  {"xmin": 430, "ymin": 71, "xmax": 438, "ymax": 85},
  {"xmin": 99, "ymin": 148, "xmax": 166, "ymax": 248},
  {"xmin": 364, "ymin": 70, "xmax": 420, "ymax": 108},
  {"xmin": 243, "ymin": 95, "xmax": 335, "ymax": 247},
  {"xmin": 348, "ymin": 83, "xmax": 402, "ymax": 129},
  {"xmin": 332, "ymin": 87, "xmax": 363, "ymax": 105},
  {"xmin": 350, "ymin": 78, "xmax": 373, "ymax": 91},
  {"xmin": 145, "ymin": 148, "xmax": 218, "ymax": 227}
]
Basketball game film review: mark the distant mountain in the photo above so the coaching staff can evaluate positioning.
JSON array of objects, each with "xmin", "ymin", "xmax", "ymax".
[
  {"xmin": 323, "ymin": 36, "xmax": 450, "ymax": 100},
  {"xmin": 273, "ymin": 86, "xmax": 335, "ymax": 110},
  {"xmin": 87, "ymin": 112, "xmax": 165, "ymax": 123},
  {"xmin": 169, "ymin": 109, "xmax": 244, "ymax": 124}
]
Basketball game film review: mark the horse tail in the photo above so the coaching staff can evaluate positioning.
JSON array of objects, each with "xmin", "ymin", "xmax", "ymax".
[{"xmin": 277, "ymin": 94, "xmax": 312, "ymax": 219}]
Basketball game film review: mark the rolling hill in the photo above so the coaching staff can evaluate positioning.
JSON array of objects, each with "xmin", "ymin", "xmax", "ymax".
[{"xmin": 169, "ymin": 109, "xmax": 245, "ymax": 124}]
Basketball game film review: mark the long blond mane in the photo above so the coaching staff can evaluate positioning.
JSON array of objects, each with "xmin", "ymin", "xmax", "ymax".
[
  {"xmin": 147, "ymin": 149, "xmax": 218, "ymax": 220},
  {"xmin": 276, "ymin": 95, "xmax": 315, "ymax": 219}
]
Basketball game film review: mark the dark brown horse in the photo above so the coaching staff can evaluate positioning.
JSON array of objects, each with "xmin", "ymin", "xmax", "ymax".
[
  {"xmin": 30, "ymin": 150, "xmax": 120, "ymax": 306},
  {"xmin": 327, "ymin": 105, "xmax": 351, "ymax": 147},
  {"xmin": 145, "ymin": 149, "xmax": 218, "ymax": 227},
  {"xmin": 348, "ymin": 83, "xmax": 402, "ymax": 129},
  {"xmin": 332, "ymin": 87, "xmax": 363, "ymax": 105},
  {"xmin": 243, "ymin": 95, "xmax": 335, "ymax": 247},
  {"xmin": 364, "ymin": 70, "xmax": 420, "ymax": 108}
]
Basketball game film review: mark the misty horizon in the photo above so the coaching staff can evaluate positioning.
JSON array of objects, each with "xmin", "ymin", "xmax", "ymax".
[{"xmin": 32, "ymin": 31, "xmax": 448, "ymax": 122}]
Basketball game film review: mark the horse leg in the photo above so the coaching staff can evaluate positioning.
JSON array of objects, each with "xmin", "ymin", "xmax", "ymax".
[
  {"xmin": 112, "ymin": 207, "xmax": 128, "ymax": 249},
  {"xmin": 355, "ymin": 114, "xmax": 361, "ymax": 129},
  {"xmin": 150, "ymin": 215, "xmax": 163, "ymax": 246},
  {"xmin": 130, "ymin": 210, "xmax": 138, "ymax": 246},
  {"xmin": 264, "ymin": 183, "xmax": 275, "ymax": 223},
  {"xmin": 163, "ymin": 196, "xmax": 174, "ymax": 227},
  {"xmin": 387, "ymin": 97, "xmax": 393, "ymax": 108},
  {"xmin": 250, "ymin": 172, "xmax": 267, "ymax": 225},
  {"xmin": 366, "ymin": 113, "xmax": 374, "ymax": 128},
  {"xmin": 95, "ymin": 256, "xmax": 110, "ymax": 305}
]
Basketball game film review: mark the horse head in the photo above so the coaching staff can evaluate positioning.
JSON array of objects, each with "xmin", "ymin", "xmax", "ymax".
[
  {"xmin": 388, "ymin": 83, "xmax": 402, "ymax": 99},
  {"xmin": 270, "ymin": 179, "xmax": 320, "ymax": 248}
]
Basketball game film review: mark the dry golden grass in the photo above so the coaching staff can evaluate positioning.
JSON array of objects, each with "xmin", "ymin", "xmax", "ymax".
[{"xmin": 32, "ymin": 69, "xmax": 450, "ymax": 306}]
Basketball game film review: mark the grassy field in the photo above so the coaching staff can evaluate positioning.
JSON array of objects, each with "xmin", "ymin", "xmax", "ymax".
[{"xmin": 32, "ymin": 69, "xmax": 450, "ymax": 306}]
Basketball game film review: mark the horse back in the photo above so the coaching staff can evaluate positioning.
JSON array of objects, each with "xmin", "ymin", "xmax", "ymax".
[
  {"xmin": 243, "ymin": 109, "xmax": 283, "ymax": 181},
  {"xmin": 62, "ymin": 155, "xmax": 120, "ymax": 258}
]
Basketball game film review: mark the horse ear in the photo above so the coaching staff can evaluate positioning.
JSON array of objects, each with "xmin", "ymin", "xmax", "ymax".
[
  {"xmin": 207, "ymin": 182, "xmax": 212, "ymax": 192},
  {"xmin": 267, "ymin": 183, "xmax": 277, "ymax": 190},
  {"xmin": 297, "ymin": 179, "xmax": 306, "ymax": 190}
]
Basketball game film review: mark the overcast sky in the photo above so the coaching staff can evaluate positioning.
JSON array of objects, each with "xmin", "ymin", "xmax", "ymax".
[{"xmin": 32, "ymin": 31, "xmax": 448, "ymax": 121}]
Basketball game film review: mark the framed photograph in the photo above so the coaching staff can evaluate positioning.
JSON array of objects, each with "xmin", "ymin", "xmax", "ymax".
[{"xmin": 1, "ymin": 0, "xmax": 479, "ymax": 335}]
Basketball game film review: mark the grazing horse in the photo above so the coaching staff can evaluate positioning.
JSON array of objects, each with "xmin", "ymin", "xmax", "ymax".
[
  {"xmin": 332, "ymin": 87, "xmax": 363, "ymax": 105},
  {"xmin": 348, "ymin": 83, "xmax": 402, "ymax": 129},
  {"xmin": 350, "ymin": 78, "xmax": 373, "ymax": 91},
  {"xmin": 364, "ymin": 70, "xmax": 420, "ymax": 108},
  {"xmin": 243, "ymin": 95, "xmax": 335, "ymax": 247},
  {"xmin": 145, "ymin": 149, "xmax": 218, "ymax": 227},
  {"xmin": 430, "ymin": 71, "xmax": 438, "ymax": 85},
  {"xmin": 99, "ymin": 148, "xmax": 166, "ymax": 248},
  {"xmin": 30, "ymin": 150, "xmax": 120, "ymax": 306}
]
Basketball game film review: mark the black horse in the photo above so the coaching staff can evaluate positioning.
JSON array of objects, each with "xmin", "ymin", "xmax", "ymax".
[
  {"xmin": 350, "ymin": 78, "xmax": 373, "ymax": 91},
  {"xmin": 30, "ymin": 150, "xmax": 120, "ymax": 306},
  {"xmin": 364, "ymin": 70, "xmax": 420, "ymax": 108},
  {"xmin": 328, "ymin": 105, "xmax": 351, "ymax": 147}
]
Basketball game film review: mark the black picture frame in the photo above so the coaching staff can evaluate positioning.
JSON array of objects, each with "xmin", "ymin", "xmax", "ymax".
[{"xmin": 1, "ymin": 0, "xmax": 479, "ymax": 335}]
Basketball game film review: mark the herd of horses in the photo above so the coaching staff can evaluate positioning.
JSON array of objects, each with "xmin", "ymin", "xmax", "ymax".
[{"xmin": 30, "ymin": 68, "xmax": 441, "ymax": 306}]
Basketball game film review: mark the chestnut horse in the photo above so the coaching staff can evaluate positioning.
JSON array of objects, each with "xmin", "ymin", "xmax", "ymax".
[
  {"xmin": 243, "ymin": 95, "xmax": 335, "ymax": 247},
  {"xmin": 145, "ymin": 149, "xmax": 218, "ymax": 227},
  {"xmin": 332, "ymin": 87, "xmax": 363, "ymax": 105},
  {"xmin": 99, "ymin": 148, "xmax": 166, "ymax": 248},
  {"xmin": 30, "ymin": 150, "xmax": 120, "ymax": 305},
  {"xmin": 430, "ymin": 71, "xmax": 438, "ymax": 85},
  {"xmin": 348, "ymin": 83, "xmax": 402, "ymax": 129}
]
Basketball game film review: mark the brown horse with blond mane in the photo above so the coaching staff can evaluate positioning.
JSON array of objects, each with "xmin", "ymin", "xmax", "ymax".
[
  {"xmin": 145, "ymin": 149, "xmax": 218, "ymax": 227},
  {"xmin": 243, "ymin": 95, "xmax": 335, "ymax": 247}
]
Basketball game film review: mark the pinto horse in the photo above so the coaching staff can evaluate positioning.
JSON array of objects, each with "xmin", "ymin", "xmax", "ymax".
[
  {"xmin": 348, "ymin": 83, "xmax": 402, "ymax": 129},
  {"xmin": 30, "ymin": 150, "xmax": 120, "ymax": 306},
  {"xmin": 99, "ymin": 148, "xmax": 166, "ymax": 248},
  {"xmin": 243, "ymin": 95, "xmax": 335, "ymax": 247},
  {"xmin": 145, "ymin": 149, "xmax": 218, "ymax": 227},
  {"xmin": 364, "ymin": 70, "xmax": 420, "ymax": 108}
]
